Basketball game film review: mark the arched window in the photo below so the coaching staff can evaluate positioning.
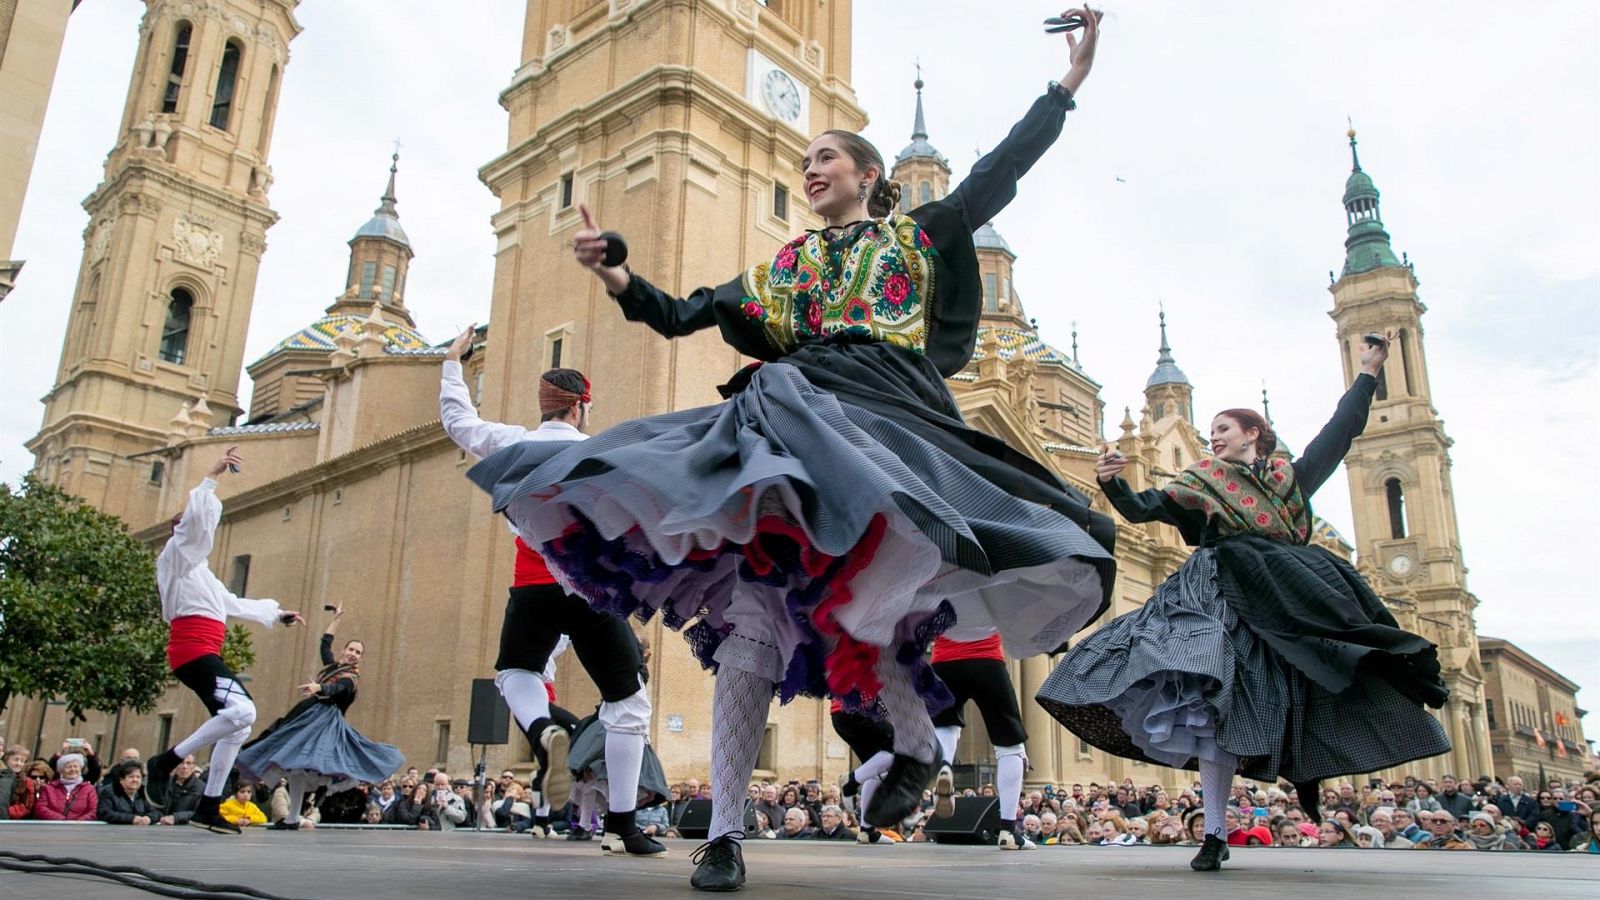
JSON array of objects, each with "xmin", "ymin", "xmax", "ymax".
[
  {"xmin": 210, "ymin": 40, "xmax": 242, "ymax": 130},
  {"xmin": 919, "ymin": 180, "xmax": 932, "ymax": 205},
  {"xmin": 1385, "ymin": 477, "xmax": 1406, "ymax": 539},
  {"xmin": 162, "ymin": 23, "xmax": 192, "ymax": 114},
  {"xmin": 159, "ymin": 288, "xmax": 194, "ymax": 365},
  {"xmin": 982, "ymin": 273, "xmax": 998, "ymax": 312},
  {"xmin": 899, "ymin": 182, "xmax": 910, "ymax": 212},
  {"xmin": 1172, "ymin": 446, "xmax": 1182, "ymax": 469}
]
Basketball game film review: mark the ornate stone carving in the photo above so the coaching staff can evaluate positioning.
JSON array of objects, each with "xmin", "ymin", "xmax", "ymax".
[
  {"xmin": 239, "ymin": 232, "xmax": 267, "ymax": 257},
  {"xmin": 249, "ymin": 163, "xmax": 274, "ymax": 199},
  {"xmin": 152, "ymin": 117, "xmax": 173, "ymax": 153},
  {"xmin": 173, "ymin": 215, "xmax": 224, "ymax": 269},
  {"xmin": 90, "ymin": 220, "xmax": 113, "ymax": 261}
]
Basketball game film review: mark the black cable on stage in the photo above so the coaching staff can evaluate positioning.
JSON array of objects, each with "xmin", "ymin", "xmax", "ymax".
[{"xmin": 0, "ymin": 849, "xmax": 314, "ymax": 900}]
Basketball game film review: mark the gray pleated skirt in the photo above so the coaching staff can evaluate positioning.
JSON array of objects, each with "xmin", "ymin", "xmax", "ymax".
[{"xmin": 1035, "ymin": 549, "xmax": 1451, "ymax": 782}]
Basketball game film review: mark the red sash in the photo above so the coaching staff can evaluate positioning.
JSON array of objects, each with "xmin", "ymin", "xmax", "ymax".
[
  {"xmin": 513, "ymin": 537, "xmax": 557, "ymax": 586},
  {"xmin": 931, "ymin": 633, "xmax": 1004, "ymax": 664},
  {"xmin": 167, "ymin": 616, "xmax": 226, "ymax": 670}
]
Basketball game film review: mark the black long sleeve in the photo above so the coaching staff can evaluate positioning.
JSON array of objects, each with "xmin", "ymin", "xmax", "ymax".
[
  {"xmin": 1291, "ymin": 373, "xmax": 1379, "ymax": 497},
  {"xmin": 931, "ymin": 88, "xmax": 1075, "ymax": 234},
  {"xmin": 319, "ymin": 632, "xmax": 336, "ymax": 667},
  {"xmin": 1100, "ymin": 476, "xmax": 1211, "ymax": 546},
  {"xmin": 610, "ymin": 276, "xmax": 719, "ymax": 338}
]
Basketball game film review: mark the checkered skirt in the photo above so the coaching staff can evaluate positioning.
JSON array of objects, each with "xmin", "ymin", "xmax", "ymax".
[{"xmin": 1035, "ymin": 546, "xmax": 1451, "ymax": 782}]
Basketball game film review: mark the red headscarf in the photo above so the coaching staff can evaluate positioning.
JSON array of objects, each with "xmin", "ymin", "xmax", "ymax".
[{"xmin": 537, "ymin": 373, "xmax": 591, "ymax": 416}]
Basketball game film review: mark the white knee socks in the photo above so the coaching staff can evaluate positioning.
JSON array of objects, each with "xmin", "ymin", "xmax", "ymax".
[
  {"xmin": 935, "ymin": 725, "xmax": 961, "ymax": 766},
  {"xmin": 604, "ymin": 730, "xmax": 645, "ymax": 813},
  {"xmin": 497, "ymin": 669, "xmax": 551, "ymax": 735},
  {"xmin": 995, "ymin": 746, "xmax": 1026, "ymax": 824}
]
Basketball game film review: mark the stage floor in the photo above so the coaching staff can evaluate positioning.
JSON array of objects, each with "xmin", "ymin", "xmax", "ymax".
[{"xmin": 1, "ymin": 826, "xmax": 1594, "ymax": 899}]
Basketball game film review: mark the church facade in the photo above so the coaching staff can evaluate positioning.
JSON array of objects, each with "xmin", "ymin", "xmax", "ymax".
[{"xmin": 11, "ymin": 0, "xmax": 1572, "ymax": 791}]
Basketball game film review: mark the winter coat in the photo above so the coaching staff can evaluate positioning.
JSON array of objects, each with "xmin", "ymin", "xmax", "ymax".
[{"xmin": 36, "ymin": 780, "xmax": 98, "ymax": 821}]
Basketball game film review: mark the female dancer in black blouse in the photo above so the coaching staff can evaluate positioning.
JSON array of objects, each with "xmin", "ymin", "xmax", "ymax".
[
  {"xmin": 235, "ymin": 604, "xmax": 404, "ymax": 829},
  {"xmin": 1036, "ymin": 334, "xmax": 1451, "ymax": 872},
  {"xmin": 470, "ymin": 10, "xmax": 1115, "ymax": 892}
]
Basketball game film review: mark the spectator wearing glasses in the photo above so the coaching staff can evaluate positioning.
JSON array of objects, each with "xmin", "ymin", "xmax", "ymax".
[
  {"xmin": 1368, "ymin": 808, "xmax": 1412, "ymax": 848},
  {"xmin": 1461, "ymin": 811, "xmax": 1514, "ymax": 850},
  {"xmin": 1410, "ymin": 810, "xmax": 1469, "ymax": 849},
  {"xmin": 1529, "ymin": 790, "xmax": 1582, "ymax": 847}
]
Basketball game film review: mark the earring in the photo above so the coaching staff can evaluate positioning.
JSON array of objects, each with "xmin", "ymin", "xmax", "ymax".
[{"xmin": 857, "ymin": 181, "xmax": 868, "ymax": 203}]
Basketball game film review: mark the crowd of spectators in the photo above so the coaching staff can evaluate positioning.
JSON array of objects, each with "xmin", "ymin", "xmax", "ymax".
[{"xmin": 2, "ymin": 735, "xmax": 1594, "ymax": 854}]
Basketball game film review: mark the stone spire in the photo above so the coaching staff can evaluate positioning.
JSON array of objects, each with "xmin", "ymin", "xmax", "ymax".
[
  {"xmin": 1146, "ymin": 308, "xmax": 1190, "ymax": 389},
  {"xmin": 1339, "ymin": 124, "xmax": 1401, "ymax": 276}
]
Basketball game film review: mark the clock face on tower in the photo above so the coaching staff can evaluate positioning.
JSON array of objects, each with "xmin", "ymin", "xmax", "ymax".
[
  {"xmin": 1387, "ymin": 553, "xmax": 1414, "ymax": 578},
  {"xmin": 762, "ymin": 68, "xmax": 803, "ymax": 123}
]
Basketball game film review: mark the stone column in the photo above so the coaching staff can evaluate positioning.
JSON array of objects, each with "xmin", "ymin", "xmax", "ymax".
[{"xmin": 1020, "ymin": 656, "xmax": 1058, "ymax": 788}]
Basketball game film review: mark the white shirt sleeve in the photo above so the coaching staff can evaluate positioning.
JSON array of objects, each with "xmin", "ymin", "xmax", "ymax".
[
  {"xmin": 440, "ymin": 360, "xmax": 535, "ymax": 459},
  {"xmin": 162, "ymin": 478, "xmax": 222, "ymax": 575},
  {"xmin": 223, "ymin": 589, "xmax": 283, "ymax": 628}
]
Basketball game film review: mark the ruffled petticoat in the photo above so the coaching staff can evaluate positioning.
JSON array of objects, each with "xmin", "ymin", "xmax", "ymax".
[{"xmin": 470, "ymin": 361, "xmax": 1114, "ymax": 712}]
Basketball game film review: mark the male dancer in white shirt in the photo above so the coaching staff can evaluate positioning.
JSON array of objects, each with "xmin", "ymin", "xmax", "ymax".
[
  {"xmin": 440, "ymin": 325, "xmax": 665, "ymax": 858},
  {"xmin": 145, "ymin": 447, "xmax": 304, "ymax": 834}
]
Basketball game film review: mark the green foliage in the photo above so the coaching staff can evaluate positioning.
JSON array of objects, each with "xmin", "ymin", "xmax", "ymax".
[
  {"xmin": 221, "ymin": 622, "xmax": 256, "ymax": 675},
  {"xmin": 0, "ymin": 476, "xmax": 171, "ymax": 721}
]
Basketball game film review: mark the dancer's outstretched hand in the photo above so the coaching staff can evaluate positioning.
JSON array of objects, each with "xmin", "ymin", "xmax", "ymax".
[
  {"xmin": 208, "ymin": 445, "xmax": 242, "ymax": 478},
  {"xmin": 1095, "ymin": 441, "xmax": 1127, "ymax": 483},
  {"xmin": 1059, "ymin": 7, "xmax": 1102, "ymax": 94},
  {"xmin": 1359, "ymin": 330, "xmax": 1394, "ymax": 376},
  {"xmin": 445, "ymin": 324, "xmax": 476, "ymax": 362},
  {"xmin": 573, "ymin": 203, "xmax": 631, "ymax": 294},
  {"xmin": 572, "ymin": 204, "xmax": 610, "ymax": 271}
]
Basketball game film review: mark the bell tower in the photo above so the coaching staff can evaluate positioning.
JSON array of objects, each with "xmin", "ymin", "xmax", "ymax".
[
  {"xmin": 478, "ymin": 0, "xmax": 866, "ymax": 432},
  {"xmin": 1327, "ymin": 127, "xmax": 1492, "ymax": 779},
  {"xmin": 27, "ymin": 0, "xmax": 300, "ymax": 525}
]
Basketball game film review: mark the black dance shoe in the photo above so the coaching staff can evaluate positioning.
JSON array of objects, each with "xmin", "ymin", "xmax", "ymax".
[
  {"xmin": 838, "ymin": 771, "xmax": 860, "ymax": 799},
  {"xmin": 1190, "ymin": 834, "xmax": 1227, "ymax": 871},
  {"xmin": 601, "ymin": 809, "xmax": 669, "ymax": 858},
  {"xmin": 689, "ymin": 834, "xmax": 746, "ymax": 892},
  {"xmin": 147, "ymin": 749, "xmax": 180, "ymax": 790},
  {"xmin": 189, "ymin": 795, "xmax": 242, "ymax": 835},
  {"xmin": 566, "ymin": 826, "xmax": 592, "ymax": 841},
  {"xmin": 864, "ymin": 754, "xmax": 938, "ymax": 828}
]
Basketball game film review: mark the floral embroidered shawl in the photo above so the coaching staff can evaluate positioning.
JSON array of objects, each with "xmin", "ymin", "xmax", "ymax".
[
  {"xmin": 738, "ymin": 215, "xmax": 937, "ymax": 356},
  {"xmin": 1164, "ymin": 456, "xmax": 1312, "ymax": 545}
]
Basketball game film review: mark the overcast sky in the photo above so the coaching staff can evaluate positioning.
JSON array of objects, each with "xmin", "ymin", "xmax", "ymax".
[{"xmin": 3, "ymin": 2, "xmax": 1595, "ymax": 709}]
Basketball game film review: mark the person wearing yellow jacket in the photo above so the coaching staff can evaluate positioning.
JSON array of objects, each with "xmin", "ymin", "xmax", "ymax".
[{"xmin": 218, "ymin": 783, "xmax": 267, "ymax": 828}]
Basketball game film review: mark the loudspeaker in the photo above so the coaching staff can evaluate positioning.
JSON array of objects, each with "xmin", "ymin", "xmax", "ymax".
[
  {"xmin": 923, "ymin": 796, "xmax": 1001, "ymax": 845},
  {"xmin": 676, "ymin": 799, "xmax": 759, "ymax": 840},
  {"xmin": 676, "ymin": 799, "xmax": 713, "ymax": 839},
  {"xmin": 467, "ymin": 678, "xmax": 510, "ymax": 745}
]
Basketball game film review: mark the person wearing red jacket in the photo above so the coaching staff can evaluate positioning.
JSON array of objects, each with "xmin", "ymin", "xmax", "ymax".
[
  {"xmin": 34, "ymin": 753, "xmax": 98, "ymax": 821},
  {"xmin": 930, "ymin": 633, "xmax": 1033, "ymax": 851}
]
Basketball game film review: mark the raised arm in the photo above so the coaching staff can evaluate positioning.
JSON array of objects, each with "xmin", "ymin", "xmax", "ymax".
[
  {"xmin": 161, "ymin": 448, "xmax": 240, "ymax": 575},
  {"xmin": 1293, "ymin": 334, "xmax": 1390, "ymax": 496},
  {"xmin": 935, "ymin": 8, "xmax": 1100, "ymax": 230},
  {"xmin": 1094, "ymin": 443, "xmax": 1209, "ymax": 539},
  {"xmin": 440, "ymin": 326, "xmax": 538, "ymax": 458}
]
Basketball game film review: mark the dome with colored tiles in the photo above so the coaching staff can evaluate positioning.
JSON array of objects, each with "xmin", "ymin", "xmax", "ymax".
[
  {"xmin": 263, "ymin": 313, "xmax": 429, "ymax": 358},
  {"xmin": 1312, "ymin": 516, "xmax": 1351, "ymax": 549},
  {"xmin": 971, "ymin": 325, "xmax": 1076, "ymax": 370}
]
